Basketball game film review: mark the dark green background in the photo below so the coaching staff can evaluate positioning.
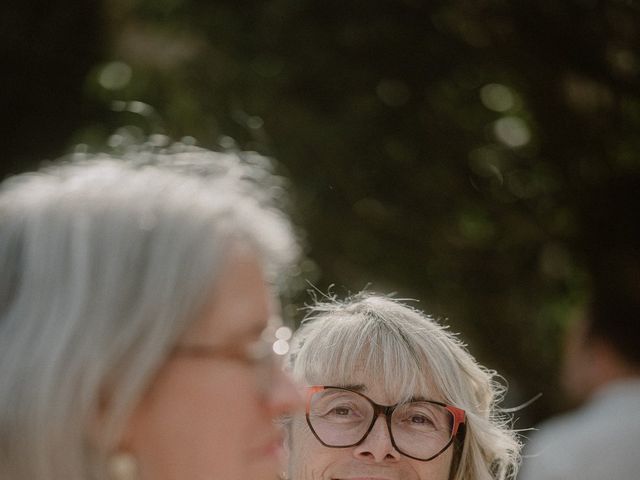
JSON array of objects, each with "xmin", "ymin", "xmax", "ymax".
[{"xmin": 3, "ymin": 0, "xmax": 640, "ymax": 429}]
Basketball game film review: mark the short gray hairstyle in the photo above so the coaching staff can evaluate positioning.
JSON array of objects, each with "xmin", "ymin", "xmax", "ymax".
[
  {"xmin": 0, "ymin": 145, "xmax": 300, "ymax": 480},
  {"xmin": 286, "ymin": 293, "xmax": 520, "ymax": 480}
]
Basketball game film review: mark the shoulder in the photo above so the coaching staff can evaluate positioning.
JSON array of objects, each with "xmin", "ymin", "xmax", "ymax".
[{"xmin": 520, "ymin": 383, "xmax": 640, "ymax": 480}]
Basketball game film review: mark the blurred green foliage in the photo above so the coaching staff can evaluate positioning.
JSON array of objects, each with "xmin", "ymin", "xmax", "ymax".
[{"xmin": 3, "ymin": 0, "xmax": 640, "ymax": 426}]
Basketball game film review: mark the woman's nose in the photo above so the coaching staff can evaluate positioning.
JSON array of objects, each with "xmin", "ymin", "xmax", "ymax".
[{"xmin": 352, "ymin": 415, "xmax": 402, "ymax": 463}]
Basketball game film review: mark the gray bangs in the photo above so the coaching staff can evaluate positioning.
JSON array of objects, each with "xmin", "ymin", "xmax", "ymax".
[
  {"xmin": 290, "ymin": 305, "xmax": 440, "ymax": 404},
  {"xmin": 287, "ymin": 294, "xmax": 523, "ymax": 480}
]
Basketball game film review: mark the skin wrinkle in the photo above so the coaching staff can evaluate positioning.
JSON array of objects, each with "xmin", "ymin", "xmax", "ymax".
[{"xmin": 289, "ymin": 381, "xmax": 454, "ymax": 480}]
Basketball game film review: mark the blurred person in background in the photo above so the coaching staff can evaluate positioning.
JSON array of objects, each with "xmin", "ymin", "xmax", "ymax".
[
  {"xmin": 518, "ymin": 175, "xmax": 640, "ymax": 480},
  {"xmin": 0, "ymin": 144, "xmax": 302, "ymax": 480},
  {"xmin": 282, "ymin": 293, "xmax": 521, "ymax": 480}
]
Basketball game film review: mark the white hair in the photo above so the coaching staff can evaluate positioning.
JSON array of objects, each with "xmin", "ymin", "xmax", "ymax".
[
  {"xmin": 0, "ymin": 145, "xmax": 299, "ymax": 480},
  {"xmin": 286, "ymin": 293, "xmax": 520, "ymax": 480}
]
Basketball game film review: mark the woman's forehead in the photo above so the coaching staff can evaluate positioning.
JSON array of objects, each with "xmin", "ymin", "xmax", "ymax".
[
  {"xmin": 181, "ymin": 249, "xmax": 271, "ymax": 346},
  {"xmin": 305, "ymin": 363, "xmax": 443, "ymax": 404}
]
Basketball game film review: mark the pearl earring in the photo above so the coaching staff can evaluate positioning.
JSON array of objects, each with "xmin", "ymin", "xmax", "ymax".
[{"xmin": 107, "ymin": 452, "xmax": 139, "ymax": 480}]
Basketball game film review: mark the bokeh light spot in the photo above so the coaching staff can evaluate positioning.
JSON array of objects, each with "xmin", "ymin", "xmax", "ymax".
[
  {"xmin": 480, "ymin": 83, "xmax": 514, "ymax": 112},
  {"xmin": 98, "ymin": 61, "xmax": 132, "ymax": 90},
  {"xmin": 247, "ymin": 116, "xmax": 264, "ymax": 129},
  {"xmin": 275, "ymin": 326, "xmax": 292, "ymax": 341},
  {"xmin": 219, "ymin": 136, "xmax": 236, "ymax": 149},
  {"xmin": 181, "ymin": 136, "xmax": 197, "ymax": 145},
  {"xmin": 493, "ymin": 116, "xmax": 530, "ymax": 147},
  {"xmin": 149, "ymin": 134, "xmax": 170, "ymax": 147},
  {"xmin": 273, "ymin": 339, "xmax": 290, "ymax": 355}
]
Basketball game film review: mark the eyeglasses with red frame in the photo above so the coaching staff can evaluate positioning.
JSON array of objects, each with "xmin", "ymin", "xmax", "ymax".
[{"xmin": 305, "ymin": 385, "xmax": 466, "ymax": 462}]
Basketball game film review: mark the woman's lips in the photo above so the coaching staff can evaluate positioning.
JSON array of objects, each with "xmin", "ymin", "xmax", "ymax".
[
  {"xmin": 333, "ymin": 476, "xmax": 398, "ymax": 480},
  {"xmin": 332, "ymin": 472, "xmax": 400, "ymax": 480}
]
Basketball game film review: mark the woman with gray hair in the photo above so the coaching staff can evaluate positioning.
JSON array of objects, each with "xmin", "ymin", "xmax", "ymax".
[
  {"xmin": 283, "ymin": 293, "xmax": 521, "ymax": 480},
  {"xmin": 0, "ymin": 145, "xmax": 302, "ymax": 480}
]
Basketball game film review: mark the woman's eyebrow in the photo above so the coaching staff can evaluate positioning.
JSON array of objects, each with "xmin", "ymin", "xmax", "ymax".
[
  {"xmin": 335, "ymin": 384, "xmax": 366, "ymax": 392},
  {"xmin": 408, "ymin": 395, "xmax": 428, "ymax": 402}
]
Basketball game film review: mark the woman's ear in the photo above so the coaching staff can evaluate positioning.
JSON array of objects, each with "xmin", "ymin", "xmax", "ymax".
[
  {"xmin": 92, "ymin": 398, "xmax": 142, "ymax": 480},
  {"xmin": 89, "ymin": 389, "xmax": 137, "ymax": 454}
]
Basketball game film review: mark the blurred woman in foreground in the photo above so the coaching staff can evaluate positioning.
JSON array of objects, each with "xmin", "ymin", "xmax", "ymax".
[
  {"xmin": 0, "ymin": 145, "xmax": 301, "ymax": 480},
  {"xmin": 284, "ymin": 293, "xmax": 521, "ymax": 480}
]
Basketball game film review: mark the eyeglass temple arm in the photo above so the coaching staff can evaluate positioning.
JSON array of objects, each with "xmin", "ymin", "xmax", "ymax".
[
  {"xmin": 446, "ymin": 405, "xmax": 466, "ymax": 436},
  {"xmin": 305, "ymin": 386, "xmax": 325, "ymax": 413}
]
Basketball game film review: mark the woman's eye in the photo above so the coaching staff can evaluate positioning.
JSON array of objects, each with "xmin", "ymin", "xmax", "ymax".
[
  {"xmin": 332, "ymin": 406, "xmax": 351, "ymax": 416},
  {"xmin": 410, "ymin": 415, "xmax": 430, "ymax": 424},
  {"xmin": 398, "ymin": 412, "xmax": 437, "ymax": 428}
]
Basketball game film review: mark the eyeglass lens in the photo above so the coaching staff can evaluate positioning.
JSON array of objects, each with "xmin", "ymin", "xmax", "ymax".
[{"xmin": 307, "ymin": 388, "xmax": 455, "ymax": 460}]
